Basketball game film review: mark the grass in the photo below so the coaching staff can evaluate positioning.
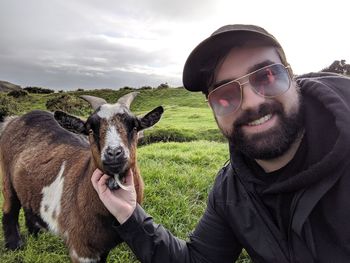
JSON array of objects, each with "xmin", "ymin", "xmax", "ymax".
[
  {"xmin": 10, "ymin": 87, "xmax": 209, "ymax": 115},
  {"xmin": 0, "ymin": 88, "xmax": 251, "ymax": 262},
  {"xmin": 140, "ymin": 141, "xmax": 230, "ymax": 234},
  {"xmin": 140, "ymin": 106, "xmax": 225, "ymax": 144},
  {"xmin": 3, "ymin": 88, "xmax": 225, "ymax": 143},
  {"xmin": 0, "ymin": 141, "xmax": 248, "ymax": 262}
]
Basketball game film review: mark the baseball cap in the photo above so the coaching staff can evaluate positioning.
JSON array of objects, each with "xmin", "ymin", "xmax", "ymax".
[{"xmin": 182, "ymin": 24, "xmax": 287, "ymax": 93}]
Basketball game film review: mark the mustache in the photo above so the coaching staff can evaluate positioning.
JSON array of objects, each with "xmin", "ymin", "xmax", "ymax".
[{"xmin": 234, "ymin": 101, "xmax": 284, "ymax": 127}]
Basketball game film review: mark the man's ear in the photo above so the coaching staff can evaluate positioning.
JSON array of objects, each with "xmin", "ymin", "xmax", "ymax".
[
  {"xmin": 138, "ymin": 106, "xmax": 164, "ymax": 130},
  {"xmin": 54, "ymin": 111, "xmax": 88, "ymax": 135}
]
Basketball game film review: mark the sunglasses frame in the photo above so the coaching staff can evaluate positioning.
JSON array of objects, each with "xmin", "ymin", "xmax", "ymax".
[{"xmin": 208, "ymin": 63, "xmax": 292, "ymax": 116}]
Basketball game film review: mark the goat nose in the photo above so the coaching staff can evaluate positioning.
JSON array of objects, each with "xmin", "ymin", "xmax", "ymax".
[{"xmin": 106, "ymin": 146, "xmax": 124, "ymax": 159}]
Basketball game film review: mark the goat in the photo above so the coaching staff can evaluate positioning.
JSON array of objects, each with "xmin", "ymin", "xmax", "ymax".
[{"xmin": 0, "ymin": 92, "xmax": 163, "ymax": 262}]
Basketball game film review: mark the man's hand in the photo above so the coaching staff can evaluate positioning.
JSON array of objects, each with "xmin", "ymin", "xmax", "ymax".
[{"xmin": 91, "ymin": 169, "xmax": 137, "ymax": 224}]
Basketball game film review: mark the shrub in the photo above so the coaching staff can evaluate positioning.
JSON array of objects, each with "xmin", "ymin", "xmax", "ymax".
[
  {"xmin": 7, "ymin": 89, "xmax": 28, "ymax": 98},
  {"xmin": 24, "ymin": 86, "xmax": 55, "ymax": 94},
  {"xmin": 0, "ymin": 94, "xmax": 19, "ymax": 121},
  {"xmin": 157, "ymin": 83, "xmax": 170, "ymax": 89},
  {"xmin": 121, "ymin": 86, "xmax": 134, "ymax": 91},
  {"xmin": 140, "ymin": 86, "xmax": 153, "ymax": 90},
  {"xmin": 139, "ymin": 127, "xmax": 225, "ymax": 145},
  {"xmin": 45, "ymin": 94, "xmax": 91, "ymax": 116},
  {"xmin": 139, "ymin": 128, "xmax": 194, "ymax": 145}
]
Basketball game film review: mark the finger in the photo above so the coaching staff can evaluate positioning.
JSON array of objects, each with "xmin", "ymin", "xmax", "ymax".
[
  {"xmin": 96, "ymin": 174, "xmax": 111, "ymax": 193},
  {"xmin": 98, "ymin": 174, "xmax": 110, "ymax": 186},
  {"xmin": 91, "ymin": 169, "xmax": 104, "ymax": 191}
]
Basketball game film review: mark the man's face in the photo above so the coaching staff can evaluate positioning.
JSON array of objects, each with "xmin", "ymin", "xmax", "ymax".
[{"xmin": 212, "ymin": 46, "xmax": 303, "ymax": 160}]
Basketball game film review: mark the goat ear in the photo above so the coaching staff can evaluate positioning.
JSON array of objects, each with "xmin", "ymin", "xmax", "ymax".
[
  {"xmin": 138, "ymin": 106, "xmax": 164, "ymax": 130},
  {"xmin": 54, "ymin": 111, "xmax": 88, "ymax": 135}
]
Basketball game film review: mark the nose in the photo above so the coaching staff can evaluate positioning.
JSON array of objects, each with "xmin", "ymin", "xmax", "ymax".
[
  {"xmin": 240, "ymin": 84, "xmax": 266, "ymax": 111},
  {"xmin": 105, "ymin": 146, "xmax": 125, "ymax": 162}
]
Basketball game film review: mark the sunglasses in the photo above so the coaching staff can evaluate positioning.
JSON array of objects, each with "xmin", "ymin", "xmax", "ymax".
[{"xmin": 208, "ymin": 63, "xmax": 291, "ymax": 116}]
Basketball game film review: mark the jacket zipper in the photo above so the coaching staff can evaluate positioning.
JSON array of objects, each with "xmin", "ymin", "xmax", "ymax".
[{"xmin": 287, "ymin": 189, "xmax": 305, "ymax": 263}]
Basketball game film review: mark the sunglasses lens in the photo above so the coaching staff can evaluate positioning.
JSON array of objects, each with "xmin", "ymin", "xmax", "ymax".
[
  {"xmin": 249, "ymin": 64, "xmax": 290, "ymax": 96},
  {"xmin": 208, "ymin": 82, "xmax": 241, "ymax": 116}
]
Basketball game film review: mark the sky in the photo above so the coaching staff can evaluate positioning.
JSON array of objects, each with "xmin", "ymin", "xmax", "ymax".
[{"xmin": 0, "ymin": 0, "xmax": 349, "ymax": 90}]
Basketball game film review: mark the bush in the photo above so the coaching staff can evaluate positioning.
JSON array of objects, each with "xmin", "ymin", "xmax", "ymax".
[
  {"xmin": 139, "ymin": 128, "xmax": 194, "ymax": 145},
  {"xmin": 24, "ymin": 86, "xmax": 55, "ymax": 94},
  {"xmin": 45, "ymin": 94, "xmax": 91, "ymax": 116},
  {"xmin": 0, "ymin": 94, "xmax": 19, "ymax": 121},
  {"xmin": 138, "ymin": 127, "xmax": 225, "ymax": 145},
  {"xmin": 156, "ymin": 83, "xmax": 170, "ymax": 89},
  {"xmin": 121, "ymin": 86, "xmax": 135, "ymax": 91},
  {"xmin": 7, "ymin": 89, "xmax": 28, "ymax": 98},
  {"xmin": 140, "ymin": 86, "xmax": 153, "ymax": 90}
]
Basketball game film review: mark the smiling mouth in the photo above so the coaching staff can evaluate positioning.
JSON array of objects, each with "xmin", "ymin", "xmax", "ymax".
[{"xmin": 246, "ymin": 114, "xmax": 273, "ymax": 126}]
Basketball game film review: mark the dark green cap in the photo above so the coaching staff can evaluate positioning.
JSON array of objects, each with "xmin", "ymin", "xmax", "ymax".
[{"xmin": 182, "ymin": 24, "xmax": 287, "ymax": 92}]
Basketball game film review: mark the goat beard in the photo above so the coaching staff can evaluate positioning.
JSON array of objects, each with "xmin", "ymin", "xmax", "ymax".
[
  {"xmin": 106, "ymin": 169, "xmax": 132, "ymax": 191},
  {"xmin": 107, "ymin": 174, "xmax": 129, "ymax": 190}
]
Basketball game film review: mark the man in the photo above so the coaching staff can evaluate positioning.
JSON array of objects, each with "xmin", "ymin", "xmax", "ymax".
[{"xmin": 91, "ymin": 25, "xmax": 350, "ymax": 262}]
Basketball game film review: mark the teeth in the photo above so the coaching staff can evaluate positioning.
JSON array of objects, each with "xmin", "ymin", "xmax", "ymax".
[{"xmin": 247, "ymin": 114, "xmax": 272, "ymax": 126}]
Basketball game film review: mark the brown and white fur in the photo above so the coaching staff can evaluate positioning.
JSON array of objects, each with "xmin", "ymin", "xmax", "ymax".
[{"xmin": 0, "ymin": 92, "xmax": 163, "ymax": 262}]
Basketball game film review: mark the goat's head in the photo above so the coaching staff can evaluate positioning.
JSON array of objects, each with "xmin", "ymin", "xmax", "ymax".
[{"xmin": 54, "ymin": 92, "xmax": 163, "ymax": 189}]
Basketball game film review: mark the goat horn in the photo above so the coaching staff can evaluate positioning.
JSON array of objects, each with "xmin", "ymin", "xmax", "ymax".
[
  {"xmin": 117, "ymin": 92, "xmax": 139, "ymax": 109},
  {"xmin": 80, "ymin": 95, "xmax": 107, "ymax": 110}
]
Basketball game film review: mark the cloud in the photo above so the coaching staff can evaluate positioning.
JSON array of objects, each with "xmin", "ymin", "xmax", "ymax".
[
  {"xmin": 0, "ymin": 0, "xmax": 349, "ymax": 90},
  {"xmin": 0, "ymin": 0, "xmax": 190, "ymax": 90}
]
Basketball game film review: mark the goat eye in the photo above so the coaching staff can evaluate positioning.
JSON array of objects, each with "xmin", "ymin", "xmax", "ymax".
[{"xmin": 89, "ymin": 129, "xmax": 93, "ymax": 134}]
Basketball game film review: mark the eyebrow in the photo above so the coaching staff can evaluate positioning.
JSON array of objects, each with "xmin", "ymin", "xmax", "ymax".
[{"xmin": 212, "ymin": 60, "xmax": 276, "ymax": 89}]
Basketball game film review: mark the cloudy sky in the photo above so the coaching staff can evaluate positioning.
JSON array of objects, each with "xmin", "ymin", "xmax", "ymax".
[{"xmin": 0, "ymin": 0, "xmax": 349, "ymax": 90}]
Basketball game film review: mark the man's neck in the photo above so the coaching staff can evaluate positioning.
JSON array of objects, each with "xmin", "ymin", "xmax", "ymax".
[{"xmin": 255, "ymin": 130, "xmax": 305, "ymax": 173}]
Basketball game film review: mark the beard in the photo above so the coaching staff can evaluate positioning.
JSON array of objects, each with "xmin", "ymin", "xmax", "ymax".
[{"xmin": 223, "ymin": 97, "xmax": 304, "ymax": 160}]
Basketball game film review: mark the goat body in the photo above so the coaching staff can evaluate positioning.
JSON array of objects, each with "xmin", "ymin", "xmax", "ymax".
[{"xmin": 0, "ymin": 92, "xmax": 163, "ymax": 262}]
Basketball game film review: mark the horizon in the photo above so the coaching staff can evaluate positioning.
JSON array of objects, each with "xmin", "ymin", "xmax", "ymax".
[{"xmin": 1, "ymin": 57, "xmax": 347, "ymax": 92}]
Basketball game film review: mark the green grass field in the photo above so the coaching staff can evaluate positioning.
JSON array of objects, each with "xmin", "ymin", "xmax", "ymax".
[{"xmin": 0, "ymin": 87, "xmax": 251, "ymax": 262}]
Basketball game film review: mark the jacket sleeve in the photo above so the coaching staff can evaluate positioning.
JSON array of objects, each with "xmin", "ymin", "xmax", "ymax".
[{"xmin": 115, "ymin": 170, "xmax": 242, "ymax": 263}]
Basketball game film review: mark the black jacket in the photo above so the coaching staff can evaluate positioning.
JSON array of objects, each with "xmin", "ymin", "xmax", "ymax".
[{"xmin": 116, "ymin": 73, "xmax": 350, "ymax": 263}]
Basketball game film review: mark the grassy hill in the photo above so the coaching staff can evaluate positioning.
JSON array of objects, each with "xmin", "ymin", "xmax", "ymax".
[
  {"xmin": 0, "ymin": 87, "xmax": 225, "ymax": 143},
  {"xmin": 0, "ymin": 80, "xmax": 22, "ymax": 92},
  {"xmin": 0, "ymin": 87, "xmax": 251, "ymax": 263}
]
